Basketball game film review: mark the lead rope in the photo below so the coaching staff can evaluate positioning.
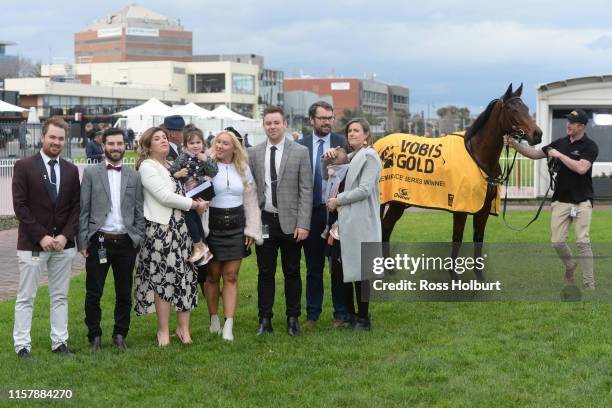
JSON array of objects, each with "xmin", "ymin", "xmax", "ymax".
[{"xmin": 501, "ymin": 138, "xmax": 557, "ymax": 231}]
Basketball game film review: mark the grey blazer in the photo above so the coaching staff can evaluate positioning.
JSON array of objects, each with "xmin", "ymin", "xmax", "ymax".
[
  {"xmin": 248, "ymin": 138, "xmax": 313, "ymax": 235},
  {"xmin": 78, "ymin": 162, "xmax": 145, "ymax": 249}
]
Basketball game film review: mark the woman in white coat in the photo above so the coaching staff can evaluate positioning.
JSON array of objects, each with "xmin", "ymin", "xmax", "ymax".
[
  {"xmin": 325, "ymin": 118, "xmax": 382, "ymax": 331},
  {"xmin": 134, "ymin": 127, "xmax": 208, "ymax": 346}
]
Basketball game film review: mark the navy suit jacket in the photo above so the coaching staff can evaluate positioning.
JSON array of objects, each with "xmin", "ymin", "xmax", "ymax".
[{"xmin": 298, "ymin": 132, "xmax": 347, "ymax": 171}]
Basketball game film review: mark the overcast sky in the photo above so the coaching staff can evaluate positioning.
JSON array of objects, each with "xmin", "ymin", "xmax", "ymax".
[{"xmin": 3, "ymin": 0, "xmax": 612, "ymax": 116}]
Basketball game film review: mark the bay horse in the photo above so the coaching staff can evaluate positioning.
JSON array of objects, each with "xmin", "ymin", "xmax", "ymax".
[{"xmin": 379, "ymin": 84, "xmax": 542, "ymax": 279}]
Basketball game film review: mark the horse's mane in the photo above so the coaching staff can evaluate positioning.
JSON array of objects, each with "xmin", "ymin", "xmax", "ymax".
[{"xmin": 464, "ymin": 98, "xmax": 499, "ymax": 141}]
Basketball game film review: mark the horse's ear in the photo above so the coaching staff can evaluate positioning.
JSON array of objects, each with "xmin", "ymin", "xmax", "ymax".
[
  {"xmin": 502, "ymin": 83, "xmax": 513, "ymax": 100},
  {"xmin": 514, "ymin": 83, "xmax": 523, "ymax": 97}
]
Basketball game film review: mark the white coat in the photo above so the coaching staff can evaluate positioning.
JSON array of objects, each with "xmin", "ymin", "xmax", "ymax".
[{"xmin": 336, "ymin": 147, "xmax": 382, "ymax": 282}]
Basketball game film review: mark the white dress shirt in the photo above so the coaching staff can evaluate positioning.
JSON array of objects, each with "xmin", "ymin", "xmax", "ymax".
[
  {"xmin": 264, "ymin": 138, "xmax": 285, "ymax": 213},
  {"xmin": 40, "ymin": 150, "xmax": 60, "ymax": 194},
  {"xmin": 100, "ymin": 161, "xmax": 127, "ymax": 234}
]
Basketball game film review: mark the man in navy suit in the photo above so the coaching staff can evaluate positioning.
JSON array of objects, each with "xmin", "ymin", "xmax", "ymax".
[
  {"xmin": 298, "ymin": 101, "xmax": 349, "ymax": 327},
  {"xmin": 12, "ymin": 117, "xmax": 81, "ymax": 359}
]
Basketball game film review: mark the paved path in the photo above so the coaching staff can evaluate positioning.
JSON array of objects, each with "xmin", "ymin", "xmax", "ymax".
[{"xmin": 0, "ymin": 229, "xmax": 85, "ymax": 301}]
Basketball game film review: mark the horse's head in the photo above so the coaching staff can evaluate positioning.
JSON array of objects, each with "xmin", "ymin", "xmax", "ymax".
[{"xmin": 499, "ymin": 83, "xmax": 542, "ymax": 146}]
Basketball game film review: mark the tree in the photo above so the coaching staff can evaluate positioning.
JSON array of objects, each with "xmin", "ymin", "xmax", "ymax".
[
  {"xmin": 335, "ymin": 108, "xmax": 381, "ymax": 133},
  {"xmin": 437, "ymin": 105, "xmax": 471, "ymax": 133},
  {"xmin": 0, "ymin": 56, "xmax": 41, "ymax": 80}
]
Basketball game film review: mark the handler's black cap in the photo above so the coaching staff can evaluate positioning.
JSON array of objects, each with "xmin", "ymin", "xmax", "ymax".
[{"xmin": 565, "ymin": 109, "xmax": 589, "ymax": 125}]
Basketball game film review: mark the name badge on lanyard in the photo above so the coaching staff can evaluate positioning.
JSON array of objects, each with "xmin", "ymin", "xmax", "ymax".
[{"xmin": 98, "ymin": 235, "xmax": 108, "ymax": 264}]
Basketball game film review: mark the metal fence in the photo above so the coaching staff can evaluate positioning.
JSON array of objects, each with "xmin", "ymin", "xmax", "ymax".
[
  {"xmin": 1, "ymin": 157, "xmax": 137, "ymax": 217},
  {"xmin": 1, "ymin": 154, "xmax": 536, "ymax": 217},
  {"xmin": 499, "ymin": 155, "xmax": 536, "ymax": 198},
  {"xmin": 0, "ymin": 122, "xmax": 86, "ymax": 159}
]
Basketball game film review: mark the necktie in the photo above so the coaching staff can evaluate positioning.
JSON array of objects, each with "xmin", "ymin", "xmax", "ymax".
[
  {"xmin": 106, "ymin": 164, "xmax": 122, "ymax": 171},
  {"xmin": 48, "ymin": 159, "xmax": 58, "ymax": 203},
  {"xmin": 313, "ymin": 139, "xmax": 325, "ymax": 205},
  {"xmin": 270, "ymin": 146, "xmax": 278, "ymax": 208}
]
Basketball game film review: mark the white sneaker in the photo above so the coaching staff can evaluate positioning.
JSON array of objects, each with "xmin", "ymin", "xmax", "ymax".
[
  {"xmin": 222, "ymin": 318, "xmax": 234, "ymax": 341},
  {"xmin": 209, "ymin": 314, "xmax": 222, "ymax": 335}
]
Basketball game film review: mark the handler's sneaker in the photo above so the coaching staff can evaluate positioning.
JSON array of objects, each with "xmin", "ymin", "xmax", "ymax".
[{"xmin": 564, "ymin": 262, "xmax": 577, "ymax": 286}]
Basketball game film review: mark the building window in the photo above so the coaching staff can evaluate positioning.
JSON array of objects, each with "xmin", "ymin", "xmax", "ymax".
[
  {"xmin": 188, "ymin": 75, "xmax": 195, "ymax": 93},
  {"xmin": 187, "ymin": 74, "xmax": 225, "ymax": 93},
  {"xmin": 232, "ymin": 74, "xmax": 255, "ymax": 95},
  {"xmin": 231, "ymin": 103, "xmax": 254, "ymax": 118}
]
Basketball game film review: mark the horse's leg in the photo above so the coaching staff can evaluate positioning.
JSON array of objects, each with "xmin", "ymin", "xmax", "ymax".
[
  {"xmin": 381, "ymin": 202, "xmax": 406, "ymax": 243},
  {"xmin": 451, "ymin": 212, "xmax": 468, "ymax": 280},
  {"xmin": 472, "ymin": 207, "xmax": 491, "ymax": 281},
  {"xmin": 380, "ymin": 202, "xmax": 407, "ymax": 274}
]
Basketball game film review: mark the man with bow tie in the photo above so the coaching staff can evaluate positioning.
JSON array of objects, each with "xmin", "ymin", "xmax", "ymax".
[
  {"xmin": 78, "ymin": 128, "xmax": 145, "ymax": 352},
  {"xmin": 12, "ymin": 117, "xmax": 81, "ymax": 360}
]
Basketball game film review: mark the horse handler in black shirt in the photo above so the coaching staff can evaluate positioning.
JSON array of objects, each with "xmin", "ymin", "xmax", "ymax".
[{"xmin": 505, "ymin": 109, "xmax": 599, "ymax": 289}]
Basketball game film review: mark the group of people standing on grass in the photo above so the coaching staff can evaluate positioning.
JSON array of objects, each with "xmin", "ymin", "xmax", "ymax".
[{"xmin": 11, "ymin": 101, "xmax": 383, "ymax": 360}]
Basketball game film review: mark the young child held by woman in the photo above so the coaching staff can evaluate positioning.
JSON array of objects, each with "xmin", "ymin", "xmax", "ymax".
[{"xmin": 169, "ymin": 127, "xmax": 218, "ymax": 264}]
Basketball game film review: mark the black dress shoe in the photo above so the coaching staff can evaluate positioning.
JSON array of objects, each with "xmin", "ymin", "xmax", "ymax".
[
  {"xmin": 52, "ymin": 344, "xmax": 75, "ymax": 356},
  {"xmin": 352, "ymin": 316, "xmax": 371, "ymax": 332},
  {"xmin": 17, "ymin": 348, "xmax": 32, "ymax": 360},
  {"xmin": 112, "ymin": 334, "xmax": 128, "ymax": 351},
  {"xmin": 256, "ymin": 317, "xmax": 273, "ymax": 336},
  {"xmin": 287, "ymin": 317, "xmax": 301, "ymax": 336},
  {"xmin": 89, "ymin": 336, "xmax": 101, "ymax": 352}
]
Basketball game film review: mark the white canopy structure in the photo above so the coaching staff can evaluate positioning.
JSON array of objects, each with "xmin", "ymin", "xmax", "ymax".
[
  {"xmin": 113, "ymin": 98, "xmax": 173, "ymax": 117},
  {"xmin": 209, "ymin": 105, "xmax": 255, "ymax": 121},
  {"xmin": 0, "ymin": 99, "xmax": 27, "ymax": 113},
  {"xmin": 171, "ymin": 103, "xmax": 212, "ymax": 118}
]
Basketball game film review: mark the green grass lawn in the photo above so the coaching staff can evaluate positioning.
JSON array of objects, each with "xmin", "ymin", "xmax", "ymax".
[{"xmin": 1, "ymin": 211, "xmax": 612, "ymax": 407}]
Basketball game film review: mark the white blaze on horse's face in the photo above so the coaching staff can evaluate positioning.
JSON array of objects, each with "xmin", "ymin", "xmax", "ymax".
[{"xmin": 347, "ymin": 122, "xmax": 368, "ymax": 150}]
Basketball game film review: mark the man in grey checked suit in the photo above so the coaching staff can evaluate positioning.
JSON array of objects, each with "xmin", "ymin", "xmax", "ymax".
[
  {"xmin": 78, "ymin": 128, "xmax": 145, "ymax": 352},
  {"xmin": 248, "ymin": 106, "xmax": 312, "ymax": 337}
]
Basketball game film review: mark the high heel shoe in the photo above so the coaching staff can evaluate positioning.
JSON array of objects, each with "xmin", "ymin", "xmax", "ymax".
[
  {"xmin": 157, "ymin": 331, "xmax": 170, "ymax": 347},
  {"xmin": 189, "ymin": 242, "xmax": 206, "ymax": 263},
  {"xmin": 175, "ymin": 329, "xmax": 193, "ymax": 345}
]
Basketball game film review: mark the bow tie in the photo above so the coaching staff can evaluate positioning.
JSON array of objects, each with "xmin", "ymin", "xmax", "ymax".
[{"xmin": 106, "ymin": 164, "xmax": 122, "ymax": 172}]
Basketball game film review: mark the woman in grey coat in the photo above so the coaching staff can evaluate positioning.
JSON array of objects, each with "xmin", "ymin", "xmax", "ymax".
[{"xmin": 325, "ymin": 118, "xmax": 382, "ymax": 331}]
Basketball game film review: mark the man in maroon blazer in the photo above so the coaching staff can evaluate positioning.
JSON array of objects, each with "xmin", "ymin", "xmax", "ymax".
[{"xmin": 12, "ymin": 117, "xmax": 80, "ymax": 360}]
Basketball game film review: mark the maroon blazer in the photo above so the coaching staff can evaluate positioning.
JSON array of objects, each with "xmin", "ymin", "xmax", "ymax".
[{"xmin": 12, "ymin": 152, "xmax": 80, "ymax": 251}]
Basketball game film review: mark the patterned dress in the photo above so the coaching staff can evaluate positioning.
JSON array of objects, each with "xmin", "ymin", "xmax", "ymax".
[{"xmin": 134, "ymin": 180, "xmax": 198, "ymax": 315}]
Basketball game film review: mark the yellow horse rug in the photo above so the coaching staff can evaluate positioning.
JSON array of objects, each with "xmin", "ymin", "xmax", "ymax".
[{"xmin": 374, "ymin": 132, "xmax": 500, "ymax": 215}]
